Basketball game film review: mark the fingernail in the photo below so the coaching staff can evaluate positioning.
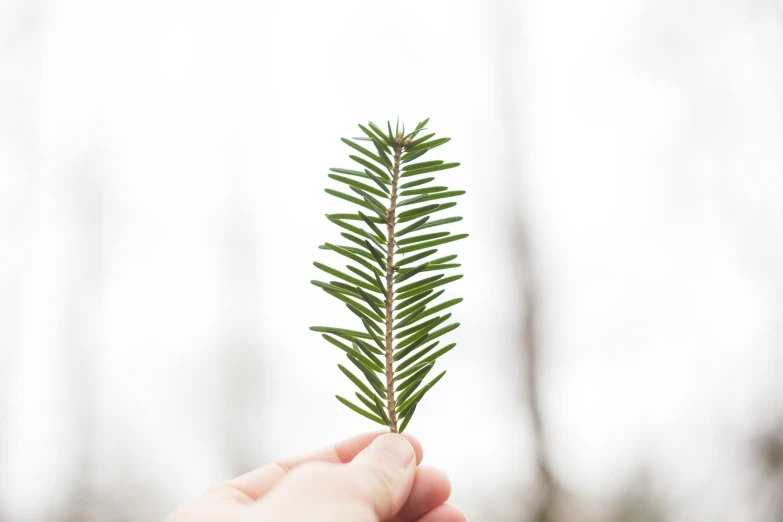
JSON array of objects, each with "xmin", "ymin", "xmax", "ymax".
[{"xmin": 365, "ymin": 434, "xmax": 414, "ymax": 469}]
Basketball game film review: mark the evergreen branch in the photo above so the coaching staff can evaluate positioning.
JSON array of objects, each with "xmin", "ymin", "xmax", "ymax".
[{"xmin": 313, "ymin": 119, "xmax": 465, "ymax": 432}]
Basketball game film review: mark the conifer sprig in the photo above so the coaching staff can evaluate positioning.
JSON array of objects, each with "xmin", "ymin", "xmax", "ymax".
[{"xmin": 311, "ymin": 118, "xmax": 466, "ymax": 432}]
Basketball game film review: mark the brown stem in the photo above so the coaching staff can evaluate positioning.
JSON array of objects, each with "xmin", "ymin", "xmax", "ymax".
[{"xmin": 384, "ymin": 135, "xmax": 403, "ymax": 432}]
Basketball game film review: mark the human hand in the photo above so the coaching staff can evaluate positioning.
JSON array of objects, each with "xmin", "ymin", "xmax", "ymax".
[{"xmin": 165, "ymin": 431, "xmax": 465, "ymax": 522}]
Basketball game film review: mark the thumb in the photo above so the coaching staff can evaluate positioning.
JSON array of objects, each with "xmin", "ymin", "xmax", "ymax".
[
  {"xmin": 254, "ymin": 433, "xmax": 416, "ymax": 521},
  {"xmin": 345, "ymin": 433, "xmax": 417, "ymax": 518}
]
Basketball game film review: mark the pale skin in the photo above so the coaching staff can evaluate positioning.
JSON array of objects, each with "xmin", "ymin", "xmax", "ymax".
[{"xmin": 166, "ymin": 431, "xmax": 466, "ymax": 522}]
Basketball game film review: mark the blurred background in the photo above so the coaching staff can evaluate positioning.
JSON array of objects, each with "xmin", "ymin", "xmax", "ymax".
[{"xmin": 2, "ymin": 0, "xmax": 783, "ymax": 520}]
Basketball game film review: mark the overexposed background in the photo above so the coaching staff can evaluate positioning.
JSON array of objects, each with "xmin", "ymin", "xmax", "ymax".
[{"xmin": 2, "ymin": 1, "xmax": 783, "ymax": 521}]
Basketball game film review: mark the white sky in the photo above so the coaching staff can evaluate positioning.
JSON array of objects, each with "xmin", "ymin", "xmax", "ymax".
[{"xmin": 1, "ymin": 1, "xmax": 783, "ymax": 520}]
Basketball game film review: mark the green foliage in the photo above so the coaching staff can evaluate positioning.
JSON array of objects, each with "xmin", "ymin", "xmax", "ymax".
[{"xmin": 311, "ymin": 118, "xmax": 466, "ymax": 432}]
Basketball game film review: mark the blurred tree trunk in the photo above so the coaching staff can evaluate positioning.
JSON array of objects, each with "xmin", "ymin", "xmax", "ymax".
[
  {"xmin": 492, "ymin": 0, "xmax": 564, "ymax": 520},
  {"xmin": 510, "ymin": 219, "xmax": 561, "ymax": 522},
  {"xmin": 60, "ymin": 143, "xmax": 107, "ymax": 521},
  {"xmin": 756, "ymin": 428, "xmax": 783, "ymax": 521},
  {"xmin": 217, "ymin": 161, "xmax": 265, "ymax": 476}
]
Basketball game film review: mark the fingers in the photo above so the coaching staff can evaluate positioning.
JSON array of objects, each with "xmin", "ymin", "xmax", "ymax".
[
  {"xmin": 391, "ymin": 466, "xmax": 451, "ymax": 522},
  {"xmin": 252, "ymin": 433, "xmax": 417, "ymax": 522},
  {"xmin": 222, "ymin": 431, "xmax": 423, "ymax": 502},
  {"xmin": 414, "ymin": 504, "xmax": 467, "ymax": 522}
]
